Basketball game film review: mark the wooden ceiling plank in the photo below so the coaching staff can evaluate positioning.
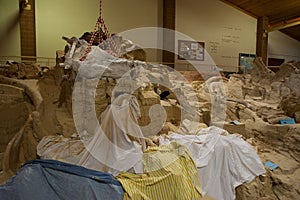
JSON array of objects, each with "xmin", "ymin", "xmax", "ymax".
[
  {"xmin": 222, "ymin": 0, "xmax": 300, "ymax": 19},
  {"xmin": 219, "ymin": 0, "xmax": 300, "ymax": 41},
  {"xmin": 219, "ymin": 0, "xmax": 257, "ymax": 18},
  {"xmin": 224, "ymin": 0, "xmax": 251, "ymax": 7},
  {"xmin": 281, "ymin": 25, "xmax": 300, "ymax": 41},
  {"xmin": 269, "ymin": 9, "xmax": 300, "ymax": 24},
  {"xmin": 268, "ymin": 17, "xmax": 300, "ymax": 32}
]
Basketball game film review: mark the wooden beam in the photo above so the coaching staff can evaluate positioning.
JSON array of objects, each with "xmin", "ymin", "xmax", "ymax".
[
  {"xmin": 163, "ymin": 0, "xmax": 175, "ymax": 67},
  {"xmin": 256, "ymin": 16, "xmax": 268, "ymax": 64},
  {"xmin": 268, "ymin": 17, "xmax": 300, "ymax": 32},
  {"xmin": 19, "ymin": 0, "xmax": 36, "ymax": 62}
]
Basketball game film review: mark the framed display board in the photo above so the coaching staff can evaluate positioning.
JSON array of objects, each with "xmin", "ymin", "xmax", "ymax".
[
  {"xmin": 239, "ymin": 53, "xmax": 256, "ymax": 73},
  {"xmin": 178, "ymin": 40, "xmax": 205, "ymax": 61}
]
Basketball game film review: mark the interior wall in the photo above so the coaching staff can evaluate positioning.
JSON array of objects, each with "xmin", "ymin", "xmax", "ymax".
[
  {"xmin": 268, "ymin": 31, "xmax": 300, "ymax": 62},
  {"xmin": 2, "ymin": 0, "xmax": 299, "ymax": 65},
  {"xmin": 175, "ymin": 0, "xmax": 257, "ymax": 71},
  {"xmin": 35, "ymin": 0, "xmax": 99, "ymax": 58},
  {"xmin": 36, "ymin": 0, "xmax": 161, "ymax": 61},
  {"xmin": 0, "ymin": 0, "xmax": 21, "ymax": 57}
]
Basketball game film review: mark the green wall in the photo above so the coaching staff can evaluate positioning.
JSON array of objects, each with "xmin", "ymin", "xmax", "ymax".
[
  {"xmin": 35, "ymin": 0, "xmax": 161, "ymax": 59},
  {"xmin": 0, "ymin": 0, "xmax": 299, "ymax": 63},
  {"xmin": 0, "ymin": 0, "xmax": 21, "ymax": 56}
]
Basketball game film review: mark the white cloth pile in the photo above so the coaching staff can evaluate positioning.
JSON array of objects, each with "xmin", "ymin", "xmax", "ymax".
[
  {"xmin": 38, "ymin": 94, "xmax": 144, "ymax": 176},
  {"xmin": 38, "ymin": 95, "xmax": 265, "ymax": 200},
  {"xmin": 39, "ymin": 43, "xmax": 267, "ymax": 200},
  {"xmin": 159, "ymin": 126, "xmax": 266, "ymax": 200}
]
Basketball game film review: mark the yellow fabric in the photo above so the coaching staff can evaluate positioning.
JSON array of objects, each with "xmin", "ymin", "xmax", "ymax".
[{"xmin": 117, "ymin": 142, "xmax": 202, "ymax": 200}]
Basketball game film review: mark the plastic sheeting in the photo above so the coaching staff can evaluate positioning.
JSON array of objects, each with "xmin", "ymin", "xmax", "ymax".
[
  {"xmin": 159, "ymin": 126, "xmax": 266, "ymax": 200},
  {"xmin": 0, "ymin": 159, "xmax": 124, "ymax": 200}
]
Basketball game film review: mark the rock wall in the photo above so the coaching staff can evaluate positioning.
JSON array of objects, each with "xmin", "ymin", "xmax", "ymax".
[
  {"xmin": 0, "ymin": 84, "xmax": 31, "ymax": 153},
  {"xmin": 0, "ymin": 73, "xmax": 60, "ymax": 184},
  {"xmin": 0, "ymin": 63, "xmax": 40, "ymax": 79}
]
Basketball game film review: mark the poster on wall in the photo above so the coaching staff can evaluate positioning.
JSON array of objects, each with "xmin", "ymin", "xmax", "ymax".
[
  {"xmin": 239, "ymin": 53, "xmax": 256, "ymax": 73},
  {"xmin": 178, "ymin": 40, "xmax": 205, "ymax": 61}
]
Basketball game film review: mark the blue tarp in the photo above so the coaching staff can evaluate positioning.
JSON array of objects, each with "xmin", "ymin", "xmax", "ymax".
[{"xmin": 0, "ymin": 159, "xmax": 124, "ymax": 200}]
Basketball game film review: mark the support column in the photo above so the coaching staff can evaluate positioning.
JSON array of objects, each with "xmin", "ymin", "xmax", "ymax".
[
  {"xmin": 19, "ymin": 0, "xmax": 36, "ymax": 62},
  {"xmin": 163, "ymin": 0, "xmax": 175, "ymax": 67},
  {"xmin": 256, "ymin": 16, "xmax": 268, "ymax": 64}
]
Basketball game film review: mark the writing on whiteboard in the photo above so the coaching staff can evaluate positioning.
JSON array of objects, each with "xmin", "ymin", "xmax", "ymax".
[
  {"xmin": 208, "ymin": 41, "xmax": 220, "ymax": 54},
  {"xmin": 221, "ymin": 26, "xmax": 241, "ymax": 44}
]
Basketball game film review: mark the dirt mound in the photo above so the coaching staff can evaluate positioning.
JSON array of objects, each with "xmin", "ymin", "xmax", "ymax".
[
  {"xmin": 0, "ymin": 63, "xmax": 41, "ymax": 79},
  {"xmin": 1, "ymin": 50, "xmax": 300, "ymax": 199}
]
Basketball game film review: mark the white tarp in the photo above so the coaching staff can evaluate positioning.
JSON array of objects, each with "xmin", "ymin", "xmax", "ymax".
[
  {"xmin": 159, "ymin": 126, "xmax": 266, "ymax": 200},
  {"xmin": 78, "ymin": 93, "xmax": 144, "ymax": 175},
  {"xmin": 38, "ymin": 94, "xmax": 144, "ymax": 176}
]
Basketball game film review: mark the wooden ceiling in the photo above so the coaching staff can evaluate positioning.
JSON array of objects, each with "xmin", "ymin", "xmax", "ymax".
[
  {"xmin": 220, "ymin": 0, "xmax": 300, "ymax": 41},
  {"xmin": 281, "ymin": 26, "xmax": 300, "ymax": 41}
]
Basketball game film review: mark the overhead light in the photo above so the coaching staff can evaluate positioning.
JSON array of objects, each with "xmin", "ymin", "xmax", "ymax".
[{"xmin": 21, "ymin": 0, "xmax": 31, "ymax": 11}]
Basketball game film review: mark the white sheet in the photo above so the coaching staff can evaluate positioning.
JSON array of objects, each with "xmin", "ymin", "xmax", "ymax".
[
  {"xmin": 38, "ymin": 94, "xmax": 144, "ymax": 176},
  {"xmin": 159, "ymin": 126, "xmax": 266, "ymax": 200},
  {"xmin": 78, "ymin": 94, "xmax": 144, "ymax": 175}
]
